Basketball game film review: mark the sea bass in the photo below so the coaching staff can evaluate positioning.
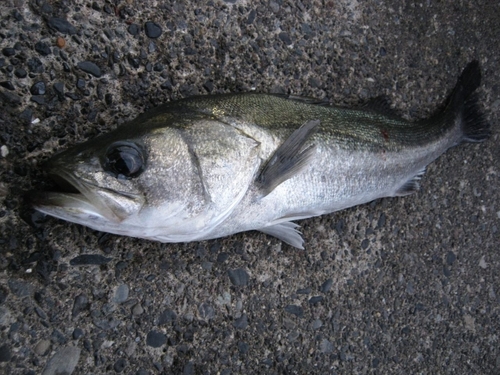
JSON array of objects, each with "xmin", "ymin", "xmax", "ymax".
[{"xmin": 32, "ymin": 61, "xmax": 490, "ymax": 248}]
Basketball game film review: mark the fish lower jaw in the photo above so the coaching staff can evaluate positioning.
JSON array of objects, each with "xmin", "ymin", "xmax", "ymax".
[{"xmin": 32, "ymin": 191, "xmax": 111, "ymax": 221}]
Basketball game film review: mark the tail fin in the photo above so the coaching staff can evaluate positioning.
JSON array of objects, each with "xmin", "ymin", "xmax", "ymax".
[{"xmin": 447, "ymin": 60, "xmax": 490, "ymax": 143}]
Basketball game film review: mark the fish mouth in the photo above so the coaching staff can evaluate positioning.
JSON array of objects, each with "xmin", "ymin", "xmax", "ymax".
[{"xmin": 31, "ymin": 169, "xmax": 139, "ymax": 224}]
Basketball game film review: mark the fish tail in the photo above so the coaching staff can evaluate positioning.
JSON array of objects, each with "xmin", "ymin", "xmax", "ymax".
[{"xmin": 447, "ymin": 60, "xmax": 490, "ymax": 143}]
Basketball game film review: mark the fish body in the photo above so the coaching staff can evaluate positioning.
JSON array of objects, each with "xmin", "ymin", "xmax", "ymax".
[{"xmin": 32, "ymin": 61, "xmax": 490, "ymax": 248}]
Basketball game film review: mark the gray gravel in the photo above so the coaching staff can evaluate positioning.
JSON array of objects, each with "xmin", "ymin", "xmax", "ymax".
[{"xmin": 1, "ymin": 0, "xmax": 499, "ymax": 374}]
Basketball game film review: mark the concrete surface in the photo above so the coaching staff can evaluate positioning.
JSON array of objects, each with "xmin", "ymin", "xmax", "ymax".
[{"xmin": 0, "ymin": 0, "xmax": 498, "ymax": 374}]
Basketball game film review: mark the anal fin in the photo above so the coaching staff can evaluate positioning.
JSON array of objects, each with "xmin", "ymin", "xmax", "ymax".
[
  {"xmin": 258, "ymin": 222, "xmax": 304, "ymax": 249},
  {"xmin": 394, "ymin": 168, "xmax": 426, "ymax": 196},
  {"xmin": 257, "ymin": 119, "xmax": 320, "ymax": 196}
]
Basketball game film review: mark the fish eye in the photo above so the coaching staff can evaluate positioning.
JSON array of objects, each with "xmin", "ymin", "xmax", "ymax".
[{"xmin": 104, "ymin": 142, "xmax": 146, "ymax": 179}]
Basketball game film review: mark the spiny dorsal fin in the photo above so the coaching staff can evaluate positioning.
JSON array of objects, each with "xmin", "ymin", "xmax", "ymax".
[
  {"xmin": 257, "ymin": 119, "xmax": 320, "ymax": 196},
  {"xmin": 394, "ymin": 168, "xmax": 427, "ymax": 196},
  {"xmin": 258, "ymin": 222, "xmax": 304, "ymax": 249}
]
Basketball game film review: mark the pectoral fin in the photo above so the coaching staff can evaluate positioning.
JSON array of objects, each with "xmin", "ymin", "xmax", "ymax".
[
  {"xmin": 258, "ymin": 222, "xmax": 304, "ymax": 249},
  {"xmin": 257, "ymin": 119, "xmax": 320, "ymax": 196}
]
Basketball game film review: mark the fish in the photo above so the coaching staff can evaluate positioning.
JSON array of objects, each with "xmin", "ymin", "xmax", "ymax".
[{"xmin": 31, "ymin": 61, "xmax": 490, "ymax": 249}]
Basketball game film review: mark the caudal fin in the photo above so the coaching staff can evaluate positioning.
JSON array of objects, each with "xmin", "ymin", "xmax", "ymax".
[{"xmin": 447, "ymin": 60, "xmax": 490, "ymax": 143}]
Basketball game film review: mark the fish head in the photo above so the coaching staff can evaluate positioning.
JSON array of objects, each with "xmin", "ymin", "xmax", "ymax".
[{"xmin": 32, "ymin": 113, "xmax": 261, "ymax": 242}]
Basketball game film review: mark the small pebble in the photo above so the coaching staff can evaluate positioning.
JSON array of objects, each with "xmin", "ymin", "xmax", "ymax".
[
  {"xmin": 309, "ymin": 296, "xmax": 324, "ymax": 304},
  {"xmin": 233, "ymin": 314, "xmax": 248, "ymax": 330},
  {"xmin": 284, "ymin": 305, "xmax": 303, "ymax": 318},
  {"xmin": 296, "ymin": 287, "xmax": 312, "ymax": 294},
  {"xmin": 446, "ymin": 251, "xmax": 457, "ymax": 266},
  {"xmin": 14, "ymin": 68, "xmax": 27, "ymax": 78},
  {"xmin": 127, "ymin": 54, "xmax": 140, "ymax": 68},
  {"xmin": 70, "ymin": 254, "xmax": 112, "ymax": 266},
  {"xmin": 158, "ymin": 309, "xmax": 177, "ymax": 325},
  {"xmin": 76, "ymin": 61, "xmax": 102, "ymax": 77},
  {"xmin": 1, "ymin": 145, "xmax": 8, "ymax": 158},
  {"xmin": 93, "ymin": 317, "xmax": 120, "ymax": 330},
  {"xmin": 50, "ymin": 329, "xmax": 67, "ymax": 345},
  {"xmin": 320, "ymin": 278, "xmax": 333, "ymax": 293},
  {"xmin": 105, "ymin": 93, "xmax": 113, "ymax": 105},
  {"xmin": 30, "ymin": 81, "xmax": 46, "ymax": 95},
  {"xmin": 27, "ymin": 57, "xmax": 44, "ymax": 73},
  {"xmin": 377, "ymin": 213, "xmax": 386, "ymax": 228},
  {"xmin": 146, "ymin": 330, "xmax": 166, "ymax": 348},
  {"xmin": 0, "ymin": 344, "xmax": 11, "ymax": 362},
  {"xmin": 47, "ymin": 17, "xmax": 77, "ymax": 35},
  {"xmin": 201, "ymin": 261, "xmax": 212, "ymax": 270},
  {"xmin": 8, "ymin": 279, "xmax": 33, "ymax": 297},
  {"xmin": 228, "ymin": 268, "xmax": 249, "ymax": 286},
  {"xmin": 76, "ymin": 78, "xmax": 85, "ymax": 90},
  {"xmin": 270, "ymin": 1, "xmax": 280, "ymax": 12},
  {"xmin": 183, "ymin": 362, "xmax": 195, "ymax": 375},
  {"xmin": 238, "ymin": 341, "xmax": 249, "ymax": 354},
  {"xmin": 72, "ymin": 328, "xmax": 84, "ymax": 339},
  {"xmin": 127, "ymin": 24, "xmax": 140, "ymax": 36},
  {"xmin": 279, "ymin": 32, "xmax": 292, "ymax": 45},
  {"xmin": 19, "ymin": 108, "xmax": 33, "ymax": 124},
  {"xmin": 217, "ymin": 252, "xmax": 229, "ymax": 263},
  {"xmin": 35, "ymin": 306, "xmax": 48, "ymax": 320},
  {"xmin": 12, "ymin": 9, "xmax": 23, "ymax": 21},
  {"xmin": 132, "ymin": 303, "xmax": 144, "ymax": 315},
  {"xmin": 148, "ymin": 41, "xmax": 156, "ymax": 53},
  {"xmin": 203, "ymin": 80, "xmax": 214, "ymax": 92},
  {"xmin": 114, "ymin": 284, "xmax": 129, "ymax": 304},
  {"xmin": 287, "ymin": 330, "xmax": 300, "ymax": 342},
  {"xmin": 34, "ymin": 340, "xmax": 51, "ymax": 356},
  {"xmin": 319, "ymin": 339, "xmax": 334, "ymax": 354},
  {"xmin": 31, "ymin": 95, "xmax": 46, "ymax": 105},
  {"xmin": 361, "ymin": 239, "xmax": 370, "ymax": 250},
  {"xmin": 113, "ymin": 358, "xmax": 127, "ymax": 373},
  {"xmin": 198, "ymin": 302, "xmax": 215, "ymax": 321},
  {"xmin": 56, "ymin": 37, "xmax": 65, "ymax": 48},
  {"xmin": 124, "ymin": 342, "xmax": 137, "ymax": 357},
  {"xmin": 2, "ymin": 47, "xmax": 15, "ymax": 57},
  {"xmin": 479, "ymin": 255, "xmax": 487, "ymax": 269},
  {"xmin": 0, "ymin": 81, "xmax": 14, "ymax": 90},
  {"xmin": 41, "ymin": 346, "xmax": 81, "ymax": 375},
  {"xmin": 144, "ymin": 21, "xmax": 162, "ymax": 38},
  {"xmin": 312, "ymin": 319, "xmax": 323, "ymax": 329},
  {"xmin": 35, "ymin": 41, "xmax": 51, "ymax": 56},
  {"xmin": 72, "ymin": 294, "xmax": 89, "ymax": 318},
  {"xmin": 247, "ymin": 9, "xmax": 256, "ymax": 24},
  {"xmin": 53, "ymin": 82, "xmax": 65, "ymax": 100},
  {"xmin": 160, "ymin": 80, "xmax": 172, "ymax": 90}
]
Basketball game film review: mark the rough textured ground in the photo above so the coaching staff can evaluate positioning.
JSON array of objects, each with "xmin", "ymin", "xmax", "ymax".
[{"xmin": 0, "ymin": 1, "xmax": 499, "ymax": 374}]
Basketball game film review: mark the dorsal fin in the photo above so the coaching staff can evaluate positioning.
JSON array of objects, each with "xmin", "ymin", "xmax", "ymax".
[
  {"xmin": 362, "ymin": 95, "xmax": 399, "ymax": 117},
  {"xmin": 257, "ymin": 119, "xmax": 320, "ymax": 196},
  {"xmin": 271, "ymin": 94, "xmax": 330, "ymax": 106}
]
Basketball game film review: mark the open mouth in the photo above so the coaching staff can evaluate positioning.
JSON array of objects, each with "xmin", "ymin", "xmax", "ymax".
[
  {"xmin": 48, "ymin": 173, "xmax": 81, "ymax": 194},
  {"xmin": 30, "ymin": 169, "xmax": 122, "ymax": 223},
  {"xmin": 31, "ymin": 167, "xmax": 146, "ymax": 225}
]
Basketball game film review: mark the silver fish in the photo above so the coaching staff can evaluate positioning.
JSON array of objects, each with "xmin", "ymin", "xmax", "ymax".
[{"xmin": 32, "ymin": 61, "xmax": 490, "ymax": 248}]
